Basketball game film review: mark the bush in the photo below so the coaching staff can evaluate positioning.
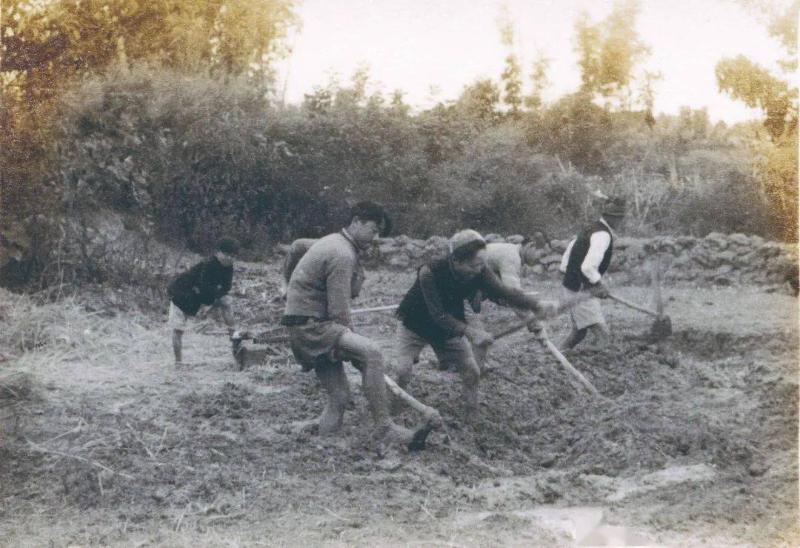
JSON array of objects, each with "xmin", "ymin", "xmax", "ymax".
[{"xmin": 3, "ymin": 68, "xmax": 790, "ymax": 291}]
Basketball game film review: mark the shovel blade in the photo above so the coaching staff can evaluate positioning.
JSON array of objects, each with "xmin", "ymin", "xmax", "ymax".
[
  {"xmin": 649, "ymin": 315, "xmax": 673, "ymax": 342},
  {"xmin": 232, "ymin": 342, "xmax": 248, "ymax": 371}
]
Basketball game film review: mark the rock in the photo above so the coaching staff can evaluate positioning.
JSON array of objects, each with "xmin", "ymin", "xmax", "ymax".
[
  {"xmin": 714, "ymin": 264, "xmax": 735, "ymax": 275},
  {"xmin": 728, "ymin": 233, "xmax": 750, "ymax": 246},
  {"xmin": 703, "ymin": 232, "xmax": 729, "ymax": 250},
  {"xmin": 540, "ymin": 254, "xmax": 562, "ymax": 266},
  {"xmin": 676, "ymin": 236, "xmax": 697, "ymax": 248},
  {"xmin": 484, "ymin": 233, "xmax": 504, "ymax": 243},
  {"xmin": 757, "ymin": 242, "xmax": 782, "ymax": 258},
  {"xmin": 531, "ymin": 264, "xmax": 545, "ymax": 276},
  {"xmin": 388, "ymin": 255, "xmax": 410, "ymax": 269},
  {"xmin": 506, "ymin": 234, "xmax": 524, "ymax": 244},
  {"xmin": 717, "ymin": 250, "xmax": 737, "ymax": 263},
  {"xmin": 393, "ymin": 235, "xmax": 411, "ymax": 246},
  {"xmin": 551, "ymin": 239, "xmax": 568, "ymax": 253},
  {"xmin": 378, "ymin": 243, "xmax": 399, "ymax": 257},
  {"xmin": 425, "ymin": 235, "xmax": 448, "ymax": 249},
  {"xmin": 407, "ymin": 245, "xmax": 426, "ymax": 259},
  {"xmin": 713, "ymin": 275, "xmax": 734, "ymax": 286}
]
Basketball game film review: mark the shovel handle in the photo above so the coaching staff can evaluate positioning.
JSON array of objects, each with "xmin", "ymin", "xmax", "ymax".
[
  {"xmin": 608, "ymin": 293, "xmax": 658, "ymax": 317},
  {"xmin": 490, "ymin": 291, "xmax": 599, "ymax": 343},
  {"xmin": 383, "ymin": 375, "xmax": 440, "ymax": 420},
  {"xmin": 542, "ymin": 338, "xmax": 601, "ymax": 396},
  {"xmin": 352, "ymin": 304, "xmax": 399, "ymax": 315}
]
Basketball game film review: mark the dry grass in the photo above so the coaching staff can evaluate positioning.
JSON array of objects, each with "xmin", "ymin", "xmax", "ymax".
[{"xmin": 0, "ymin": 287, "xmax": 167, "ymax": 381}]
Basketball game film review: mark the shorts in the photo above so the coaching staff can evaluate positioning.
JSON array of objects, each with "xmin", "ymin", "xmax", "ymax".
[
  {"xmin": 167, "ymin": 302, "xmax": 191, "ymax": 330},
  {"xmin": 561, "ymin": 287, "xmax": 606, "ymax": 330},
  {"xmin": 167, "ymin": 296, "xmax": 231, "ymax": 331},
  {"xmin": 287, "ymin": 320, "xmax": 351, "ymax": 372},
  {"xmin": 395, "ymin": 323, "xmax": 476, "ymax": 371}
]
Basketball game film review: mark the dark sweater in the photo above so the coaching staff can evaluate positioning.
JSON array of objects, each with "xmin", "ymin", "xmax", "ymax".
[
  {"xmin": 397, "ymin": 257, "xmax": 541, "ymax": 343},
  {"xmin": 562, "ymin": 221, "xmax": 613, "ymax": 292},
  {"xmin": 168, "ymin": 256, "xmax": 233, "ymax": 316}
]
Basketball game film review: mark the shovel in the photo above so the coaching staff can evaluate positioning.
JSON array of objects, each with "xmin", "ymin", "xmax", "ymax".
[
  {"xmin": 489, "ymin": 322, "xmax": 601, "ymax": 397},
  {"xmin": 608, "ymin": 293, "xmax": 672, "ymax": 341}
]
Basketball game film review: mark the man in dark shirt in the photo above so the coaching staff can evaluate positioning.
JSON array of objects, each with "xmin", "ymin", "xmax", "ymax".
[
  {"xmin": 394, "ymin": 229, "xmax": 556, "ymax": 423},
  {"xmin": 167, "ymin": 238, "xmax": 239, "ymax": 366}
]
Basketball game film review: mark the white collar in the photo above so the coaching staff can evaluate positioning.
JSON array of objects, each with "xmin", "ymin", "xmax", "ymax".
[
  {"xmin": 340, "ymin": 228, "xmax": 360, "ymax": 252},
  {"xmin": 599, "ymin": 217, "xmax": 616, "ymax": 238}
]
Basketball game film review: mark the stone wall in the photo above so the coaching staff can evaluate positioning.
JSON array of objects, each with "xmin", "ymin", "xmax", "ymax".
[{"xmin": 364, "ymin": 232, "xmax": 798, "ymax": 287}]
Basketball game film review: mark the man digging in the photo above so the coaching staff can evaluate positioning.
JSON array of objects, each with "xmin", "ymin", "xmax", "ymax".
[
  {"xmin": 167, "ymin": 237, "xmax": 240, "ymax": 366},
  {"xmin": 394, "ymin": 229, "xmax": 556, "ymax": 424},
  {"xmin": 559, "ymin": 197, "xmax": 626, "ymax": 350},
  {"xmin": 470, "ymin": 232, "xmax": 552, "ymax": 372},
  {"xmin": 281, "ymin": 201, "xmax": 421, "ymax": 449}
]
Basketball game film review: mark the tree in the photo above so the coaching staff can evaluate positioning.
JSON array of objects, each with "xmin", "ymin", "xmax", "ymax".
[
  {"xmin": 525, "ymin": 54, "xmax": 550, "ymax": 111},
  {"xmin": 573, "ymin": 0, "xmax": 650, "ymax": 109},
  {"xmin": 1, "ymin": 0, "xmax": 298, "ymax": 219},
  {"xmin": 501, "ymin": 54, "xmax": 523, "ymax": 118},
  {"xmin": 455, "ymin": 78, "xmax": 501, "ymax": 127},
  {"xmin": 715, "ymin": 0, "xmax": 798, "ymax": 239}
]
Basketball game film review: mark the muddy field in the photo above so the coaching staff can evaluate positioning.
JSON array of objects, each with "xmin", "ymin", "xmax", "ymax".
[{"xmin": 1, "ymin": 261, "xmax": 798, "ymax": 547}]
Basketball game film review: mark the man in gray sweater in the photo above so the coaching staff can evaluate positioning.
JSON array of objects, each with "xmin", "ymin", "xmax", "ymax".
[{"xmin": 281, "ymin": 202, "xmax": 416, "ymax": 447}]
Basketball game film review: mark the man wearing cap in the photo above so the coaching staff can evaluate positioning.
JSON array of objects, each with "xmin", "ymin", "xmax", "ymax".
[
  {"xmin": 470, "ymin": 232, "xmax": 552, "ymax": 370},
  {"xmin": 394, "ymin": 229, "xmax": 555, "ymax": 423},
  {"xmin": 281, "ymin": 201, "xmax": 418, "ymax": 448},
  {"xmin": 559, "ymin": 198, "xmax": 626, "ymax": 350},
  {"xmin": 167, "ymin": 237, "xmax": 240, "ymax": 366}
]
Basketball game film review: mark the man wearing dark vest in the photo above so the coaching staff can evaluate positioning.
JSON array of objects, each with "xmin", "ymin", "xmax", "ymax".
[
  {"xmin": 559, "ymin": 198, "xmax": 626, "ymax": 350},
  {"xmin": 394, "ymin": 229, "xmax": 556, "ymax": 423}
]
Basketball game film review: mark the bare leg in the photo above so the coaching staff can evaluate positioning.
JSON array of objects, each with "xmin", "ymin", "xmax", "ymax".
[
  {"xmin": 435, "ymin": 337, "xmax": 481, "ymax": 423},
  {"xmin": 336, "ymin": 331, "xmax": 413, "ymax": 444},
  {"xmin": 314, "ymin": 360, "xmax": 351, "ymax": 435},
  {"xmin": 172, "ymin": 329, "xmax": 184, "ymax": 364},
  {"xmin": 587, "ymin": 323, "xmax": 611, "ymax": 349},
  {"xmin": 216, "ymin": 297, "xmax": 235, "ymax": 336},
  {"xmin": 471, "ymin": 341, "xmax": 488, "ymax": 375},
  {"xmin": 561, "ymin": 327, "xmax": 587, "ymax": 350},
  {"xmin": 394, "ymin": 324, "xmax": 425, "ymax": 391}
]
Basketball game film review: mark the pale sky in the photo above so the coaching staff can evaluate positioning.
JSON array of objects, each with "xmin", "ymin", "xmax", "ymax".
[{"xmin": 274, "ymin": 0, "xmax": 789, "ymax": 123}]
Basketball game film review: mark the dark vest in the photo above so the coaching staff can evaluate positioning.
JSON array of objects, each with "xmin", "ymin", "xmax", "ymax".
[
  {"xmin": 397, "ymin": 258, "xmax": 477, "ymax": 343},
  {"xmin": 563, "ymin": 221, "xmax": 613, "ymax": 292}
]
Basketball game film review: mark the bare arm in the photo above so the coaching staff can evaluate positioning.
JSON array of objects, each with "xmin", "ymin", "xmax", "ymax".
[{"xmin": 482, "ymin": 267, "xmax": 542, "ymax": 312}]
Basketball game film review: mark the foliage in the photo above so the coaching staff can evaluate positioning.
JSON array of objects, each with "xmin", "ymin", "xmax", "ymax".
[
  {"xmin": 715, "ymin": 0, "xmax": 798, "ymax": 239},
  {"xmin": 574, "ymin": 0, "xmax": 650, "ymax": 107}
]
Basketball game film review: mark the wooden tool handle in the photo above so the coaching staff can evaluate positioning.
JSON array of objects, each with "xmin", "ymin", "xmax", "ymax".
[
  {"xmin": 490, "ymin": 291, "xmax": 598, "ymax": 343},
  {"xmin": 351, "ymin": 304, "xmax": 399, "ymax": 315},
  {"xmin": 383, "ymin": 375, "xmax": 439, "ymax": 418},
  {"xmin": 608, "ymin": 294, "xmax": 658, "ymax": 317},
  {"xmin": 542, "ymin": 339, "xmax": 600, "ymax": 396},
  {"xmin": 349, "ymin": 361, "xmax": 441, "ymax": 421}
]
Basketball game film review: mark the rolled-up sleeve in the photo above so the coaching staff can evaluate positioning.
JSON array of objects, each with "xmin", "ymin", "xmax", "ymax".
[
  {"xmin": 419, "ymin": 266, "xmax": 468, "ymax": 338},
  {"xmin": 581, "ymin": 232, "xmax": 611, "ymax": 284}
]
